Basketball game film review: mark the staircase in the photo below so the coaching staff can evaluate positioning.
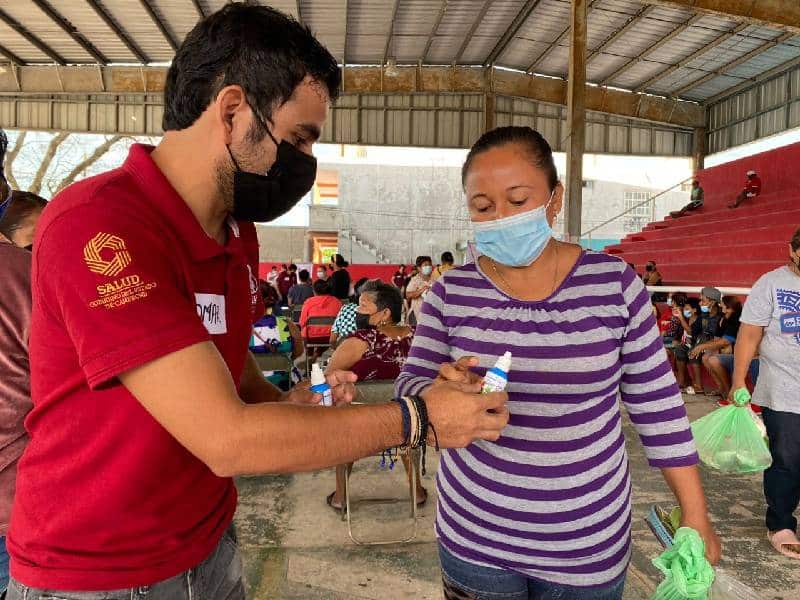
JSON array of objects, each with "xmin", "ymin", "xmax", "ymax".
[
  {"xmin": 606, "ymin": 141, "xmax": 800, "ymax": 288},
  {"xmin": 338, "ymin": 230, "xmax": 388, "ymax": 264}
]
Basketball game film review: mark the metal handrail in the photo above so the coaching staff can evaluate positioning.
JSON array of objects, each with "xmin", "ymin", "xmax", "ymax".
[
  {"xmin": 647, "ymin": 285, "xmax": 752, "ymax": 296},
  {"xmin": 581, "ymin": 175, "xmax": 695, "ymax": 239}
]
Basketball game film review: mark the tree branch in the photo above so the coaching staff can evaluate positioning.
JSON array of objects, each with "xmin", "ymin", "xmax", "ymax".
[
  {"xmin": 5, "ymin": 130, "xmax": 26, "ymax": 190},
  {"xmin": 29, "ymin": 132, "xmax": 69, "ymax": 195},
  {"xmin": 55, "ymin": 135, "xmax": 126, "ymax": 194}
]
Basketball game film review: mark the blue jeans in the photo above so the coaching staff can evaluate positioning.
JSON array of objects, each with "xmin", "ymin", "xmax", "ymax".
[
  {"xmin": 1, "ymin": 535, "xmax": 9, "ymax": 597},
  {"xmin": 762, "ymin": 408, "xmax": 800, "ymax": 533},
  {"xmin": 438, "ymin": 544, "xmax": 625, "ymax": 600},
  {"xmin": 715, "ymin": 353, "xmax": 760, "ymax": 384},
  {"xmin": 6, "ymin": 525, "xmax": 243, "ymax": 600}
]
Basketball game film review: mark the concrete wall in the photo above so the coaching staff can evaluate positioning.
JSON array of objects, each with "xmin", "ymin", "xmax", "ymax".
[{"xmin": 255, "ymin": 225, "xmax": 308, "ymax": 263}]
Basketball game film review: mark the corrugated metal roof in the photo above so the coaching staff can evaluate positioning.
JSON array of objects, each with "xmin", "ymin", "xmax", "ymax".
[{"xmin": 0, "ymin": 0, "xmax": 796, "ymax": 105}]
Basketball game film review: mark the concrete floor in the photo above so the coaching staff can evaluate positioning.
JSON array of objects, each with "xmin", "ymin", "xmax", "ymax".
[{"xmin": 234, "ymin": 394, "xmax": 800, "ymax": 599}]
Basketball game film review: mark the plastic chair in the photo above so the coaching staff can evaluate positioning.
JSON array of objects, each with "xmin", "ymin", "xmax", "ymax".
[
  {"xmin": 303, "ymin": 316, "xmax": 336, "ymax": 374},
  {"xmin": 342, "ymin": 380, "xmax": 420, "ymax": 545}
]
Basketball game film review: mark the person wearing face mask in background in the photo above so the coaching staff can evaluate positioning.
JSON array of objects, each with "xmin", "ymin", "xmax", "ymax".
[
  {"xmin": 673, "ymin": 297, "xmax": 704, "ymax": 394},
  {"xmin": 0, "ymin": 140, "xmax": 48, "ymax": 597},
  {"xmin": 5, "ymin": 7, "xmax": 510, "ymax": 600},
  {"xmin": 396, "ymin": 126, "xmax": 720, "ymax": 600},
  {"xmin": 682, "ymin": 287, "xmax": 723, "ymax": 394},
  {"xmin": 730, "ymin": 227, "xmax": 800, "ymax": 559},
  {"xmin": 405, "ymin": 256, "xmax": 434, "ymax": 326},
  {"xmin": 324, "ymin": 281, "xmax": 423, "ymax": 511},
  {"xmin": 642, "ymin": 260, "xmax": 662, "ymax": 286}
]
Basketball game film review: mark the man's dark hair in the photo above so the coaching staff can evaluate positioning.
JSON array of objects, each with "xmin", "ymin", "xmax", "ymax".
[
  {"xmin": 289, "ymin": 263, "xmax": 297, "ymax": 272},
  {"xmin": 463, "ymin": 126, "xmax": 559, "ymax": 190},
  {"xmin": 334, "ymin": 253, "xmax": 349, "ymax": 268},
  {"xmin": 0, "ymin": 190, "xmax": 47, "ymax": 239},
  {"xmin": 0, "ymin": 128, "xmax": 7, "ymax": 174},
  {"xmin": 685, "ymin": 297, "xmax": 701, "ymax": 313},
  {"xmin": 361, "ymin": 280, "xmax": 403, "ymax": 324},
  {"xmin": 441, "ymin": 251, "xmax": 454, "ymax": 264},
  {"xmin": 298, "ymin": 269, "xmax": 310, "ymax": 282},
  {"xmin": 671, "ymin": 292, "xmax": 688, "ymax": 308},
  {"xmin": 163, "ymin": 3, "xmax": 341, "ymax": 133},
  {"xmin": 313, "ymin": 279, "xmax": 331, "ymax": 296}
]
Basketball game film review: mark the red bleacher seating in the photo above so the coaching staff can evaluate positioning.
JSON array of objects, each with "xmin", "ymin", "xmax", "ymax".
[{"xmin": 606, "ymin": 141, "xmax": 800, "ymax": 288}]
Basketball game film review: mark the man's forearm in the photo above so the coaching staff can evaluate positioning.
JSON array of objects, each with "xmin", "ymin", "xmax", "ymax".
[
  {"xmin": 732, "ymin": 324, "xmax": 763, "ymax": 386},
  {"xmin": 221, "ymin": 402, "xmax": 403, "ymax": 476}
]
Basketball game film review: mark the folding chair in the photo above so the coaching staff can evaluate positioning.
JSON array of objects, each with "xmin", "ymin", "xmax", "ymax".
[
  {"xmin": 303, "ymin": 316, "xmax": 336, "ymax": 375},
  {"xmin": 342, "ymin": 380, "xmax": 421, "ymax": 545},
  {"xmin": 291, "ymin": 306, "xmax": 303, "ymax": 324}
]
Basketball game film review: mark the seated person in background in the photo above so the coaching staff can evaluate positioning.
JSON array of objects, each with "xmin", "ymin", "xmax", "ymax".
[
  {"xmin": 700, "ymin": 296, "xmax": 760, "ymax": 402},
  {"xmin": 287, "ymin": 269, "xmax": 314, "ymax": 308},
  {"xmin": 643, "ymin": 260, "xmax": 662, "ymax": 286},
  {"xmin": 675, "ymin": 288, "xmax": 723, "ymax": 394},
  {"xmin": 670, "ymin": 179, "xmax": 704, "ymax": 219},
  {"xmin": 299, "ymin": 279, "xmax": 341, "ymax": 344},
  {"xmin": 729, "ymin": 169, "xmax": 761, "ymax": 208},
  {"xmin": 323, "ymin": 281, "xmax": 423, "ymax": 511},
  {"xmin": 432, "ymin": 251, "xmax": 455, "ymax": 281},
  {"xmin": 330, "ymin": 277, "xmax": 369, "ymax": 347},
  {"xmin": 251, "ymin": 310, "xmax": 303, "ymax": 359},
  {"xmin": 660, "ymin": 292, "xmax": 687, "ymax": 347},
  {"xmin": 259, "ymin": 278, "xmax": 281, "ymax": 311}
]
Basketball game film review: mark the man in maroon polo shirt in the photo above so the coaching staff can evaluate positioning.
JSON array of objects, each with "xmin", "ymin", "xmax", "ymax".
[{"xmin": 6, "ymin": 5, "xmax": 508, "ymax": 600}]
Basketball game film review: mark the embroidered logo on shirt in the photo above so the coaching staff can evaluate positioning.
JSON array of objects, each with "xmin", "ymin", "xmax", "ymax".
[
  {"xmin": 84, "ymin": 233, "xmax": 132, "ymax": 277},
  {"xmin": 195, "ymin": 293, "xmax": 227, "ymax": 335}
]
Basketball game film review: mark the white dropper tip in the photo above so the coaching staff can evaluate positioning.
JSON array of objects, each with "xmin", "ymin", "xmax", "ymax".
[{"xmin": 310, "ymin": 362, "xmax": 325, "ymax": 386}]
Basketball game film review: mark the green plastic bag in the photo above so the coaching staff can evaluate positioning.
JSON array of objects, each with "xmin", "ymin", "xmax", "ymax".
[
  {"xmin": 690, "ymin": 389, "xmax": 771, "ymax": 474},
  {"xmin": 652, "ymin": 528, "xmax": 715, "ymax": 600}
]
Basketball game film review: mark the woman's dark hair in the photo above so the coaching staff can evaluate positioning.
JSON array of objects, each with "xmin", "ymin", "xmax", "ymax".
[
  {"xmin": 671, "ymin": 292, "xmax": 688, "ymax": 308},
  {"xmin": 313, "ymin": 279, "xmax": 331, "ymax": 296},
  {"xmin": 0, "ymin": 190, "xmax": 47, "ymax": 239},
  {"xmin": 333, "ymin": 253, "xmax": 349, "ymax": 268},
  {"xmin": 163, "ymin": 3, "xmax": 341, "ymax": 133},
  {"xmin": 685, "ymin": 298, "xmax": 701, "ymax": 313},
  {"xmin": 792, "ymin": 226, "xmax": 800, "ymax": 252},
  {"xmin": 462, "ymin": 126, "xmax": 559, "ymax": 190},
  {"xmin": 361, "ymin": 281, "xmax": 403, "ymax": 324},
  {"xmin": 722, "ymin": 295, "xmax": 743, "ymax": 316},
  {"xmin": 353, "ymin": 277, "xmax": 369, "ymax": 296},
  {"xmin": 416, "ymin": 255, "xmax": 432, "ymax": 267}
]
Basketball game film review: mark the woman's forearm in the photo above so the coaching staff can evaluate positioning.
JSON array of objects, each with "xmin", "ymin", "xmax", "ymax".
[{"xmin": 661, "ymin": 465, "xmax": 709, "ymax": 522}]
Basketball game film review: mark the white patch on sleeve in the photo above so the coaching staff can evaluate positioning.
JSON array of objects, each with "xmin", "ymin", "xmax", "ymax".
[{"xmin": 195, "ymin": 293, "xmax": 227, "ymax": 335}]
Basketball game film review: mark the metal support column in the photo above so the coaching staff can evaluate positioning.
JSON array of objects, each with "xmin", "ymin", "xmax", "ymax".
[
  {"xmin": 564, "ymin": 0, "xmax": 587, "ymax": 243},
  {"xmin": 484, "ymin": 93, "xmax": 496, "ymax": 133},
  {"xmin": 692, "ymin": 127, "xmax": 707, "ymax": 173}
]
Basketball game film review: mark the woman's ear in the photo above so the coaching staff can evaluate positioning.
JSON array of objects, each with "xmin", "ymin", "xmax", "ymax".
[{"xmin": 549, "ymin": 182, "xmax": 564, "ymax": 225}]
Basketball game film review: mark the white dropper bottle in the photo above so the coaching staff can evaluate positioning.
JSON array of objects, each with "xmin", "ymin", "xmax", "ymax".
[
  {"xmin": 310, "ymin": 362, "xmax": 333, "ymax": 407},
  {"xmin": 482, "ymin": 351, "xmax": 512, "ymax": 394}
]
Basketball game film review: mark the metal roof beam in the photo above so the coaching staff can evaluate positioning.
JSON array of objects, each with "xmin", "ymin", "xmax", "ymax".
[
  {"xmin": 600, "ymin": 13, "xmax": 704, "ymax": 86},
  {"xmin": 382, "ymin": 0, "xmax": 401, "ymax": 65},
  {"xmin": 32, "ymin": 0, "xmax": 108, "ymax": 64},
  {"xmin": 527, "ymin": 0, "xmax": 599, "ymax": 73},
  {"xmin": 587, "ymin": 5, "xmax": 654, "ymax": 63},
  {"xmin": 0, "ymin": 7, "xmax": 66, "ymax": 65},
  {"xmin": 641, "ymin": 0, "xmax": 800, "ymax": 34},
  {"xmin": 85, "ymin": 0, "xmax": 150, "ymax": 64},
  {"xmin": 421, "ymin": 0, "xmax": 448, "ymax": 62},
  {"xmin": 454, "ymin": 0, "xmax": 494, "ymax": 63},
  {"xmin": 635, "ymin": 22, "xmax": 749, "ymax": 93},
  {"xmin": 704, "ymin": 54, "xmax": 800, "ymax": 105},
  {"xmin": 189, "ymin": 0, "xmax": 205, "ymax": 19},
  {"xmin": 674, "ymin": 31, "xmax": 794, "ymax": 97},
  {"xmin": 138, "ymin": 0, "xmax": 179, "ymax": 51},
  {"xmin": 484, "ymin": 0, "xmax": 545, "ymax": 66},
  {"xmin": 0, "ymin": 42, "xmax": 24, "ymax": 65}
]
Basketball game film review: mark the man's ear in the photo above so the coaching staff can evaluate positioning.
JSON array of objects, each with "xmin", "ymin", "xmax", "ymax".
[{"xmin": 214, "ymin": 85, "xmax": 249, "ymax": 144}]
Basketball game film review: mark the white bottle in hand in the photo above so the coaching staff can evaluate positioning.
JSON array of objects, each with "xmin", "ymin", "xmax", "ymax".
[
  {"xmin": 482, "ymin": 352, "xmax": 512, "ymax": 394},
  {"xmin": 310, "ymin": 362, "xmax": 333, "ymax": 407}
]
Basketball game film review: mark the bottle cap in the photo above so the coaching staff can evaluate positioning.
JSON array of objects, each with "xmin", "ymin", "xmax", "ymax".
[
  {"xmin": 495, "ymin": 351, "xmax": 512, "ymax": 372},
  {"xmin": 310, "ymin": 362, "xmax": 326, "ymax": 386}
]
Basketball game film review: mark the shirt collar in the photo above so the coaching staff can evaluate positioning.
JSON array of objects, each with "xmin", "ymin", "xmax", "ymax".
[{"xmin": 122, "ymin": 144, "xmax": 241, "ymax": 262}]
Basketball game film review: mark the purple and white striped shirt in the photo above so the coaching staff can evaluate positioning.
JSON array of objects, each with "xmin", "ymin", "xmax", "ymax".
[{"xmin": 395, "ymin": 250, "xmax": 697, "ymax": 588}]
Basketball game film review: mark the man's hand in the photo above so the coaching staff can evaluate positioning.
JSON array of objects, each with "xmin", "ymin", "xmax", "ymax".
[
  {"xmin": 434, "ymin": 356, "xmax": 483, "ymax": 386},
  {"xmin": 681, "ymin": 513, "xmax": 722, "ymax": 565},
  {"xmin": 283, "ymin": 370, "xmax": 358, "ymax": 406},
  {"xmin": 421, "ymin": 381, "xmax": 509, "ymax": 447}
]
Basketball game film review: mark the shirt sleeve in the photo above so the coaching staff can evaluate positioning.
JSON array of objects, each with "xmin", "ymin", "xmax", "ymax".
[
  {"xmin": 395, "ymin": 280, "xmax": 449, "ymax": 397},
  {"xmin": 405, "ymin": 277, "xmax": 421, "ymax": 295},
  {"xmin": 36, "ymin": 208, "xmax": 210, "ymax": 390},
  {"xmin": 741, "ymin": 273, "xmax": 774, "ymax": 327},
  {"xmin": 617, "ymin": 265, "xmax": 698, "ymax": 468}
]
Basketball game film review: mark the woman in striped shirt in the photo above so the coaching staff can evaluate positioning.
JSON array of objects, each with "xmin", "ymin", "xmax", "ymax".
[{"xmin": 395, "ymin": 126, "xmax": 720, "ymax": 599}]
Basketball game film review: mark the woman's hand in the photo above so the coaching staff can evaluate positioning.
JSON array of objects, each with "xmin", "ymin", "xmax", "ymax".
[
  {"xmin": 282, "ymin": 370, "xmax": 358, "ymax": 406},
  {"xmin": 434, "ymin": 356, "xmax": 483, "ymax": 386},
  {"xmin": 681, "ymin": 513, "xmax": 722, "ymax": 565}
]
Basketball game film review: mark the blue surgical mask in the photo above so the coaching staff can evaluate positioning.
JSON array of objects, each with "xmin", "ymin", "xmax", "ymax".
[
  {"xmin": 700, "ymin": 305, "xmax": 710, "ymax": 313},
  {"xmin": 473, "ymin": 191, "xmax": 555, "ymax": 267},
  {"xmin": 683, "ymin": 309, "xmax": 693, "ymax": 318}
]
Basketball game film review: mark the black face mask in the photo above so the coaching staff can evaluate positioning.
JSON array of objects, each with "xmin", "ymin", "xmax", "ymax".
[
  {"xmin": 355, "ymin": 312, "xmax": 373, "ymax": 331},
  {"xmin": 645, "ymin": 265, "xmax": 654, "ymax": 272},
  {"xmin": 23, "ymin": 244, "xmax": 33, "ymax": 252},
  {"xmin": 227, "ymin": 117, "xmax": 317, "ymax": 223}
]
